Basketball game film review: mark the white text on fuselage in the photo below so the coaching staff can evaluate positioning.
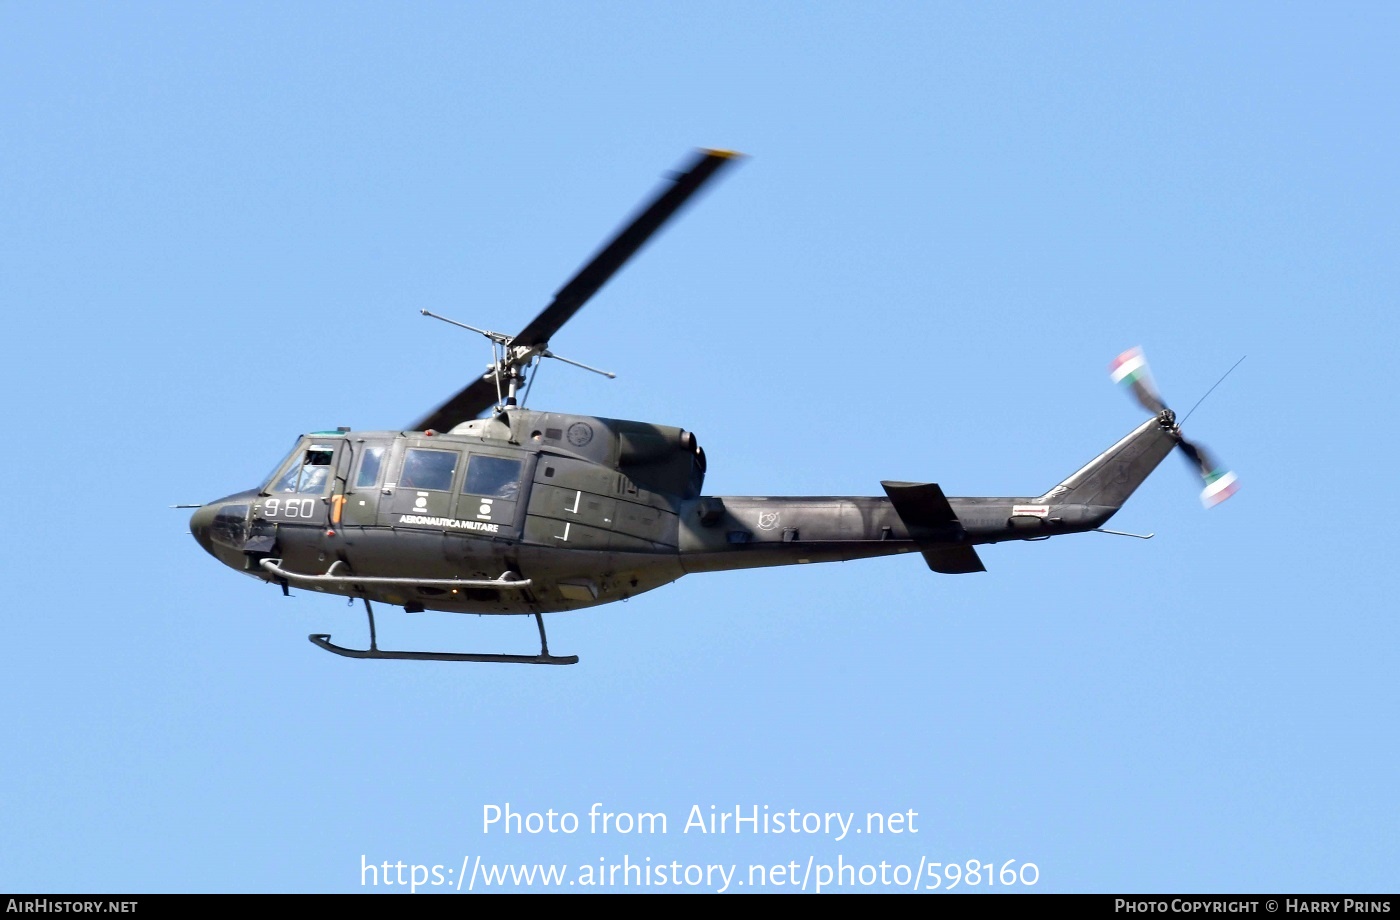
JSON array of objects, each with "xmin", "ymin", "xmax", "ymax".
[{"xmin": 398, "ymin": 514, "xmax": 500, "ymax": 533}]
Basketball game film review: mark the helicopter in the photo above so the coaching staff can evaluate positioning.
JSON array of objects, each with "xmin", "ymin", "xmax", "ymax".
[{"xmin": 188, "ymin": 148, "xmax": 1237, "ymax": 665}]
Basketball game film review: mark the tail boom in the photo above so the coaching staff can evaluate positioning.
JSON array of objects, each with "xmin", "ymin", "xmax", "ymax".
[{"xmin": 675, "ymin": 415, "xmax": 1179, "ymax": 575}]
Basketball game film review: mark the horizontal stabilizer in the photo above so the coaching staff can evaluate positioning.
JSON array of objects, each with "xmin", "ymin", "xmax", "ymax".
[
  {"xmin": 919, "ymin": 544, "xmax": 987, "ymax": 575},
  {"xmin": 881, "ymin": 481, "xmax": 986, "ymax": 574}
]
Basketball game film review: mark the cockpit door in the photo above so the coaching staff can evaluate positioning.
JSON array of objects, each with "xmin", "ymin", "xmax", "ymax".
[{"xmin": 258, "ymin": 440, "xmax": 340, "ymax": 527}]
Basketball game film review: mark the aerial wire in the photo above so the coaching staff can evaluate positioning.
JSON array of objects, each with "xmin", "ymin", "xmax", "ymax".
[{"xmin": 1180, "ymin": 355, "xmax": 1247, "ymax": 425}]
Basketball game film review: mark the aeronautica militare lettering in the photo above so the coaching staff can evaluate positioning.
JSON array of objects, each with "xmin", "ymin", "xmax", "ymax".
[{"xmin": 399, "ymin": 514, "xmax": 500, "ymax": 533}]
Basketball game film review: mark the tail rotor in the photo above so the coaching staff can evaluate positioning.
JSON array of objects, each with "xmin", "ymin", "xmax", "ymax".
[{"xmin": 1110, "ymin": 347, "xmax": 1239, "ymax": 508}]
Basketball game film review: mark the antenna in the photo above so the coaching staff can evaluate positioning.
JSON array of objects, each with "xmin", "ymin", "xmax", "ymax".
[{"xmin": 1180, "ymin": 355, "xmax": 1247, "ymax": 425}]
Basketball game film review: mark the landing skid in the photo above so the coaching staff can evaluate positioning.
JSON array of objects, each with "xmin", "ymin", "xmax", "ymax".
[{"xmin": 310, "ymin": 599, "xmax": 578, "ymax": 665}]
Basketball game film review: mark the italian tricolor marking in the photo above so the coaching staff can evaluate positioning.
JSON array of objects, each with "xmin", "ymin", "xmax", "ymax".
[
  {"xmin": 1110, "ymin": 346, "xmax": 1148, "ymax": 386},
  {"xmin": 1200, "ymin": 469, "xmax": 1239, "ymax": 508}
]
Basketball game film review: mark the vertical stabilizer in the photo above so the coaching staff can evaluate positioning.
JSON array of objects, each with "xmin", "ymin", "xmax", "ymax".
[{"xmin": 1039, "ymin": 416, "xmax": 1179, "ymax": 511}]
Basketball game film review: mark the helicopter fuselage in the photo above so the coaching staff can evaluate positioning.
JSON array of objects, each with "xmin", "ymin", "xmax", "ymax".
[{"xmin": 191, "ymin": 407, "xmax": 1169, "ymax": 616}]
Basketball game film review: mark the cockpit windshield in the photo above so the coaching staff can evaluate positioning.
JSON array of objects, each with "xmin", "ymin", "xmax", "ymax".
[
  {"xmin": 259, "ymin": 438, "xmax": 303, "ymax": 492},
  {"xmin": 268, "ymin": 442, "xmax": 337, "ymax": 495}
]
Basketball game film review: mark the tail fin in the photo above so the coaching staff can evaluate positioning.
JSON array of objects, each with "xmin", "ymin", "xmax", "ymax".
[{"xmin": 1038, "ymin": 415, "xmax": 1179, "ymax": 512}]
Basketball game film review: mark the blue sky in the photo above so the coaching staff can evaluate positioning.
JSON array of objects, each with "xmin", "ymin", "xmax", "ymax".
[{"xmin": 2, "ymin": 2, "xmax": 1397, "ymax": 893}]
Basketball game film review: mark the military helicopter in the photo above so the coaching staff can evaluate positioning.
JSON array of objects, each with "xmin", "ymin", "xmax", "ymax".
[{"xmin": 188, "ymin": 148, "xmax": 1237, "ymax": 665}]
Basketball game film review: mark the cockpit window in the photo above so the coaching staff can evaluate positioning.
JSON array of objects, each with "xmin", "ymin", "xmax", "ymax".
[
  {"xmin": 273, "ymin": 447, "xmax": 335, "ymax": 494},
  {"xmin": 463, "ymin": 455, "xmax": 523, "ymax": 499},
  {"xmin": 400, "ymin": 448, "xmax": 458, "ymax": 492},
  {"xmin": 355, "ymin": 446, "xmax": 386, "ymax": 489},
  {"xmin": 260, "ymin": 437, "xmax": 303, "ymax": 491}
]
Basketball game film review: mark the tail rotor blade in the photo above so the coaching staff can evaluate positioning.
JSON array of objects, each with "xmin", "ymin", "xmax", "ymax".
[
  {"xmin": 1176, "ymin": 436, "xmax": 1210, "ymax": 475},
  {"xmin": 1109, "ymin": 346, "xmax": 1165, "ymax": 415},
  {"xmin": 1178, "ymin": 435, "xmax": 1239, "ymax": 508}
]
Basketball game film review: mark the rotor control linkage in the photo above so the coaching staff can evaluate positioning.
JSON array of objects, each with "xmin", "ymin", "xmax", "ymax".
[{"xmin": 420, "ymin": 308, "xmax": 615, "ymax": 412}]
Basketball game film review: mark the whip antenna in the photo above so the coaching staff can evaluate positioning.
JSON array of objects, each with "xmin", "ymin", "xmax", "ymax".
[{"xmin": 1181, "ymin": 355, "xmax": 1246, "ymax": 425}]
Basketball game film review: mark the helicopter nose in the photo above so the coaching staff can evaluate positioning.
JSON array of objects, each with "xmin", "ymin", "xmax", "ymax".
[
  {"xmin": 189, "ymin": 492, "xmax": 260, "ymax": 564},
  {"xmin": 190, "ymin": 503, "xmax": 218, "ymax": 555}
]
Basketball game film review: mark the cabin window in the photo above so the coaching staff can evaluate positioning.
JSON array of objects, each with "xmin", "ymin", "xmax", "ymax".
[
  {"xmin": 272, "ymin": 447, "xmax": 334, "ymax": 494},
  {"xmin": 463, "ymin": 455, "xmax": 523, "ymax": 500},
  {"xmin": 355, "ymin": 446, "xmax": 386, "ymax": 488},
  {"xmin": 400, "ymin": 448, "xmax": 458, "ymax": 492}
]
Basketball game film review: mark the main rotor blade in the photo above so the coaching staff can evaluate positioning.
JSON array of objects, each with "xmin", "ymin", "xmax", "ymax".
[
  {"xmin": 410, "ymin": 148, "xmax": 742, "ymax": 432},
  {"xmin": 410, "ymin": 374, "xmax": 500, "ymax": 433},
  {"xmin": 511, "ymin": 148, "xmax": 743, "ymax": 349}
]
